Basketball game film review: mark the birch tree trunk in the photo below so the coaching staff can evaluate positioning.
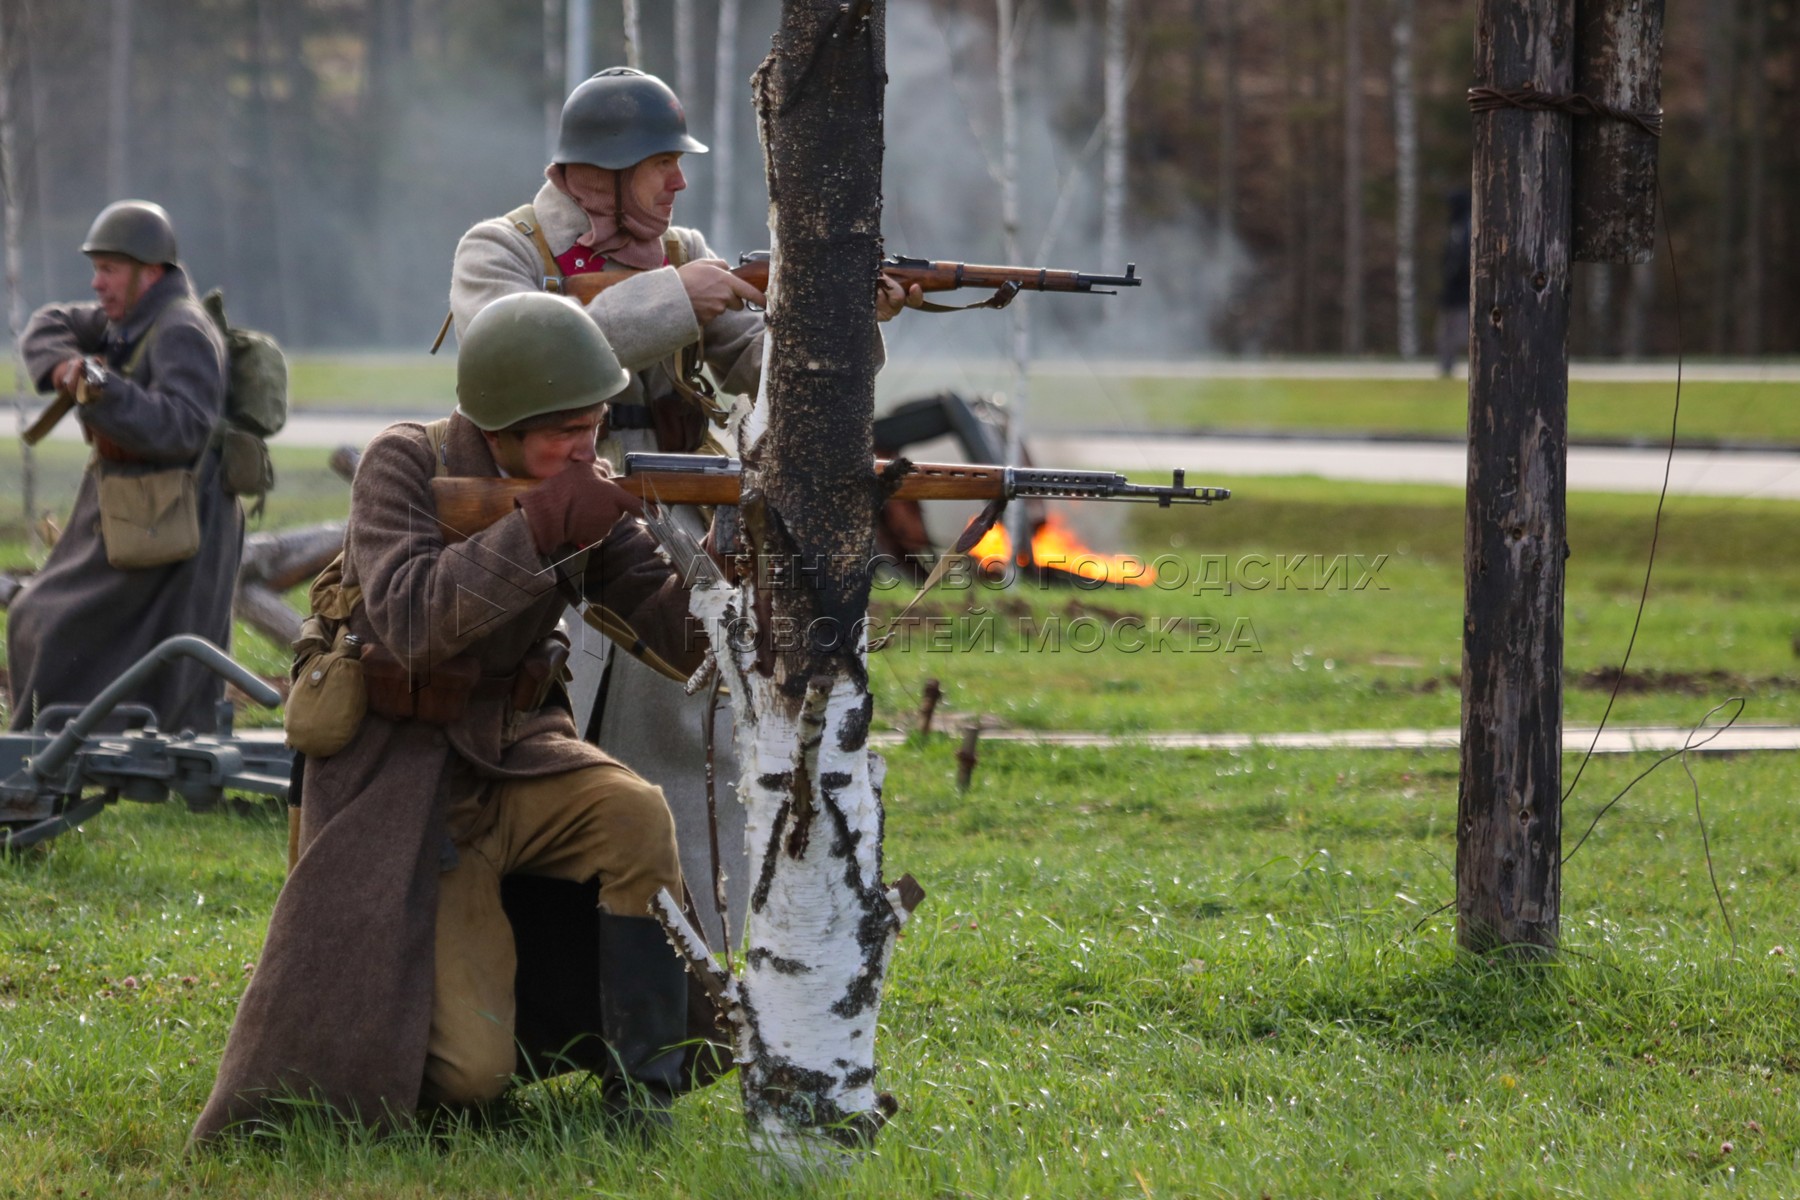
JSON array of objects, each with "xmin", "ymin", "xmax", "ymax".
[
  {"xmin": 710, "ymin": 0, "xmax": 742, "ymax": 254},
  {"xmin": 621, "ymin": 0, "xmax": 641, "ymax": 70},
  {"xmin": 1341, "ymin": 0, "xmax": 1365, "ymax": 355},
  {"xmin": 997, "ymin": 0, "xmax": 1033, "ymax": 564},
  {"xmin": 566, "ymin": 0, "xmax": 592, "ymax": 93},
  {"xmin": 1099, "ymin": 0, "xmax": 1128, "ymax": 282},
  {"xmin": 1740, "ymin": 0, "xmax": 1767, "ymax": 355},
  {"xmin": 544, "ymin": 0, "xmax": 563, "ymax": 158},
  {"xmin": 674, "ymin": 0, "xmax": 698, "ymax": 111},
  {"xmin": 1390, "ymin": 0, "xmax": 1420, "ymax": 359},
  {"xmin": 108, "ymin": 0, "xmax": 134, "ymax": 197},
  {"xmin": 655, "ymin": 0, "xmax": 916, "ymax": 1163},
  {"xmin": 0, "ymin": 5, "xmax": 39, "ymax": 548}
]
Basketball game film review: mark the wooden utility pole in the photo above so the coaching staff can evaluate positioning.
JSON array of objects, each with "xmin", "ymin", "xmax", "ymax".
[
  {"xmin": 1458, "ymin": 0, "xmax": 1662, "ymax": 957},
  {"xmin": 656, "ymin": 0, "xmax": 915, "ymax": 1164}
]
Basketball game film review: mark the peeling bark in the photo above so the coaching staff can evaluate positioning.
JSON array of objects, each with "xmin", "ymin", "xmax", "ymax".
[
  {"xmin": 657, "ymin": 0, "xmax": 912, "ymax": 1165},
  {"xmin": 1457, "ymin": 0, "xmax": 1574, "ymax": 958}
]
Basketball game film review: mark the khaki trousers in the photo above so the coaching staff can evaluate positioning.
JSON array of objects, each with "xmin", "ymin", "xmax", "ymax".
[{"xmin": 419, "ymin": 762, "xmax": 682, "ymax": 1107}]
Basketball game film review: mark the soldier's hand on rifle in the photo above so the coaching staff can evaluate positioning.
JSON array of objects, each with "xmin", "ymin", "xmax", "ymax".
[
  {"xmin": 515, "ymin": 462, "xmax": 646, "ymax": 554},
  {"xmin": 50, "ymin": 356, "xmax": 86, "ymax": 400},
  {"xmin": 876, "ymin": 275, "xmax": 924, "ymax": 322},
  {"xmin": 678, "ymin": 258, "xmax": 766, "ymax": 324}
]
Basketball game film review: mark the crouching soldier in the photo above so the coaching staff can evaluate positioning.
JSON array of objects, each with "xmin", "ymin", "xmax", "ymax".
[
  {"xmin": 192, "ymin": 292, "xmax": 714, "ymax": 1142},
  {"xmin": 8, "ymin": 200, "xmax": 240, "ymax": 733}
]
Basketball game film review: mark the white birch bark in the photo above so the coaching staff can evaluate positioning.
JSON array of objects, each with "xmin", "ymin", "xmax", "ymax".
[
  {"xmin": 621, "ymin": 0, "xmax": 641, "ymax": 70},
  {"xmin": 1390, "ymin": 0, "xmax": 1419, "ymax": 359},
  {"xmin": 674, "ymin": 0, "xmax": 698, "ymax": 107},
  {"xmin": 1099, "ymin": 0, "xmax": 1128, "ymax": 280},
  {"xmin": 711, "ymin": 0, "xmax": 742, "ymax": 255},
  {"xmin": 0, "ymin": 7, "xmax": 39, "ymax": 547},
  {"xmin": 108, "ymin": 0, "xmax": 133, "ymax": 197},
  {"xmin": 1341, "ymin": 0, "xmax": 1364, "ymax": 354},
  {"xmin": 997, "ymin": 0, "xmax": 1032, "ymax": 563},
  {"xmin": 651, "ymin": 3, "xmax": 915, "ymax": 1163},
  {"xmin": 566, "ymin": 0, "xmax": 592, "ymax": 92},
  {"xmin": 544, "ymin": 0, "xmax": 563, "ymax": 158}
]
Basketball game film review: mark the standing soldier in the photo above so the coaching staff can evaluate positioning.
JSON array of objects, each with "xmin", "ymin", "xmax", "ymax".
[
  {"xmin": 8, "ymin": 201, "xmax": 240, "ymax": 734},
  {"xmin": 449, "ymin": 67, "xmax": 918, "ymax": 947},
  {"xmin": 194, "ymin": 293, "xmax": 713, "ymax": 1141}
]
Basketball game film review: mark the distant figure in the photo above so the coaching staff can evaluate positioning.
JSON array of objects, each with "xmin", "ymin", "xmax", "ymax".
[
  {"xmin": 9, "ymin": 201, "xmax": 240, "ymax": 734},
  {"xmin": 1436, "ymin": 189, "xmax": 1472, "ymax": 378}
]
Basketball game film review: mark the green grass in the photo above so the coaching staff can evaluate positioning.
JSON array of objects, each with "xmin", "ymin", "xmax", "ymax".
[
  {"xmin": 869, "ymin": 475, "xmax": 1800, "ymax": 735},
  {"xmin": 2, "ymin": 421, "xmax": 1799, "ymax": 1194},
  {"xmin": 999, "ymin": 373, "xmax": 1800, "ymax": 444},
  {"xmin": 3, "ymin": 740, "xmax": 1798, "ymax": 1196}
]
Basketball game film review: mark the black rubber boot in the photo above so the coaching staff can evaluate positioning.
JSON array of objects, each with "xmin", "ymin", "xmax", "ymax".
[{"xmin": 597, "ymin": 912, "xmax": 688, "ymax": 1137}]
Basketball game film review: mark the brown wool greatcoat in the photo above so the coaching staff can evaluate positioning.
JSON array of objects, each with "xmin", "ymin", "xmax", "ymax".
[
  {"xmin": 9, "ymin": 268, "xmax": 240, "ymax": 734},
  {"xmin": 191, "ymin": 415, "xmax": 699, "ymax": 1141}
]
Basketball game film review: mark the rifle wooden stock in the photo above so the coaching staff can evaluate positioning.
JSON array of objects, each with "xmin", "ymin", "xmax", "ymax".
[
  {"xmin": 21, "ymin": 394, "xmax": 76, "ymax": 446},
  {"xmin": 430, "ymin": 460, "xmax": 1008, "ymax": 542},
  {"xmin": 555, "ymin": 254, "xmax": 1138, "ymax": 308}
]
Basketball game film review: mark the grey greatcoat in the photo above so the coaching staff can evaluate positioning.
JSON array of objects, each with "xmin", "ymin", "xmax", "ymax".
[
  {"xmin": 9, "ymin": 268, "xmax": 239, "ymax": 734},
  {"xmin": 192, "ymin": 415, "xmax": 702, "ymax": 1141},
  {"xmin": 450, "ymin": 182, "xmax": 764, "ymax": 947}
]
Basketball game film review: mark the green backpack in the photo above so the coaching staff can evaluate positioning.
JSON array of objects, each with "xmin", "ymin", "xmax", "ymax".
[{"xmin": 198, "ymin": 288, "xmax": 288, "ymax": 510}]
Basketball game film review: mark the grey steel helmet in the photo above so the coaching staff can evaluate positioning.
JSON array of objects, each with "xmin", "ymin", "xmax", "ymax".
[
  {"xmin": 81, "ymin": 200, "xmax": 180, "ymax": 267},
  {"xmin": 553, "ymin": 67, "xmax": 708, "ymax": 171},
  {"xmin": 455, "ymin": 292, "xmax": 630, "ymax": 431}
]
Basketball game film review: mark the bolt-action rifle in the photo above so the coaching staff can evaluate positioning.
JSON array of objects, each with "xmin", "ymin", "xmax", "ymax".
[
  {"xmin": 430, "ymin": 453, "xmax": 1227, "ymax": 542},
  {"xmin": 554, "ymin": 253, "xmax": 1141, "ymax": 312}
]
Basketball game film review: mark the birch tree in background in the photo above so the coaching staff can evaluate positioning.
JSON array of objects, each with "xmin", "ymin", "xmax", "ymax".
[
  {"xmin": 1099, "ymin": 0, "xmax": 1128, "ymax": 282},
  {"xmin": 997, "ymin": 0, "xmax": 1033, "ymax": 563},
  {"xmin": 654, "ymin": 0, "xmax": 917, "ymax": 1164},
  {"xmin": 107, "ymin": 0, "xmax": 133, "ymax": 197},
  {"xmin": 1390, "ymin": 0, "xmax": 1419, "ymax": 358},
  {"xmin": 1340, "ymin": 0, "xmax": 1364, "ymax": 354},
  {"xmin": 544, "ymin": 0, "xmax": 563, "ymax": 158},
  {"xmin": 621, "ymin": 0, "xmax": 641, "ymax": 70},
  {"xmin": 711, "ymin": 0, "xmax": 742, "ymax": 254},
  {"xmin": 566, "ymin": 0, "xmax": 592, "ymax": 92},
  {"xmin": 674, "ymin": 0, "xmax": 698, "ymax": 109},
  {"xmin": 1, "ymin": 4, "xmax": 39, "ymax": 545}
]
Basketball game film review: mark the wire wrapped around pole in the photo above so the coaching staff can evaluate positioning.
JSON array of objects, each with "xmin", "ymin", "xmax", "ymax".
[{"xmin": 1467, "ymin": 86, "xmax": 1662, "ymax": 138}]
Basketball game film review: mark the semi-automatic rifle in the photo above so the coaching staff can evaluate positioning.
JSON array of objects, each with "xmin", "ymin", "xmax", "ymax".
[
  {"xmin": 555, "ymin": 252, "xmax": 1140, "ymax": 311},
  {"xmin": 430, "ymin": 453, "xmax": 1227, "ymax": 542}
]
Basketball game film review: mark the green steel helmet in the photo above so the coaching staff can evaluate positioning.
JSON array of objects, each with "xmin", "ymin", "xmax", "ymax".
[
  {"xmin": 455, "ymin": 292, "xmax": 630, "ymax": 431},
  {"xmin": 81, "ymin": 200, "xmax": 180, "ymax": 267},
  {"xmin": 553, "ymin": 67, "xmax": 708, "ymax": 171}
]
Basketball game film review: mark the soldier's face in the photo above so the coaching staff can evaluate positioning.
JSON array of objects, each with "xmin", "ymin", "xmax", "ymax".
[
  {"xmin": 628, "ymin": 153, "xmax": 686, "ymax": 223},
  {"xmin": 89, "ymin": 254, "xmax": 162, "ymax": 322},
  {"xmin": 485, "ymin": 411, "xmax": 605, "ymax": 480}
]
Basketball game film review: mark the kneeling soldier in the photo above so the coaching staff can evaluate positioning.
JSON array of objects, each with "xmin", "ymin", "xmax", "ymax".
[{"xmin": 193, "ymin": 292, "xmax": 707, "ymax": 1142}]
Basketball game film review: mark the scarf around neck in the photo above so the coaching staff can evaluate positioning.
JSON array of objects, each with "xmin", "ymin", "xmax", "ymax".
[{"xmin": 547, "ymin": 163, "xmax": 668, "ymax": 271}]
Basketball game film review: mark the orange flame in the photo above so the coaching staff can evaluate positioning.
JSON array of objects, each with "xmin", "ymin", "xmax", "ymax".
[{"xmin": 969, "ymin": 513, "xmax": 1154, "ymax": 586}]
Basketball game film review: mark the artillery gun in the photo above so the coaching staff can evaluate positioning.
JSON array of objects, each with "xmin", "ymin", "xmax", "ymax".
[{"xmin": 0, "ymin": 636, "xmax": 292, "ymax": 849}]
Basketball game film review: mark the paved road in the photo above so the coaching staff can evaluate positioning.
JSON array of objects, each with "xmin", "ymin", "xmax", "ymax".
[
  {"xmin": 1033, "ymin": 432, "xmax": 1800, "ymax": 499},
  {"xmin": 40, "ymin": 410, "xmax": 1800, "ymax": 500}
]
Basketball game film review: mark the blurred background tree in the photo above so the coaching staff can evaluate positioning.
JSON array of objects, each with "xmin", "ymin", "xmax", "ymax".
[{"xmin": 0, "ymin": 0, "xmax": 1791, "ymax": 356}]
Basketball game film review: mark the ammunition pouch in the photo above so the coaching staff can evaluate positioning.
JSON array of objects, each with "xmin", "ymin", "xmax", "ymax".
[
  {"xmin": 361, "ymin": 645, "xmax": 483, "ymax": 726},
  {"xmin": 283, "ymin": 618, "xmax": 366, "ymax": 758},
  {"xmin": 95, "ymin": 461, "xmax": 203, "ymax": 569},
  {"xmin": 219, "ymin": 424, "xmax": 276, "ymax": 498}
]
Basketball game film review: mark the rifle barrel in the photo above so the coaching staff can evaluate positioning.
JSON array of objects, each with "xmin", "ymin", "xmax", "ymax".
[{"xmin": 428, "ymin": 455, "xmax": 1226, "ymax": 543}]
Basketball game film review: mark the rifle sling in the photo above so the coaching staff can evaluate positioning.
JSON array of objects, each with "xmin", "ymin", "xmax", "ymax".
[
  {"xmin": 867, "ymin": 496, "xmax": 1009, "ymax": 653},
  {"xmin": 914, "ymin": 280, "xmax": 1022, "ymax": 314}
]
